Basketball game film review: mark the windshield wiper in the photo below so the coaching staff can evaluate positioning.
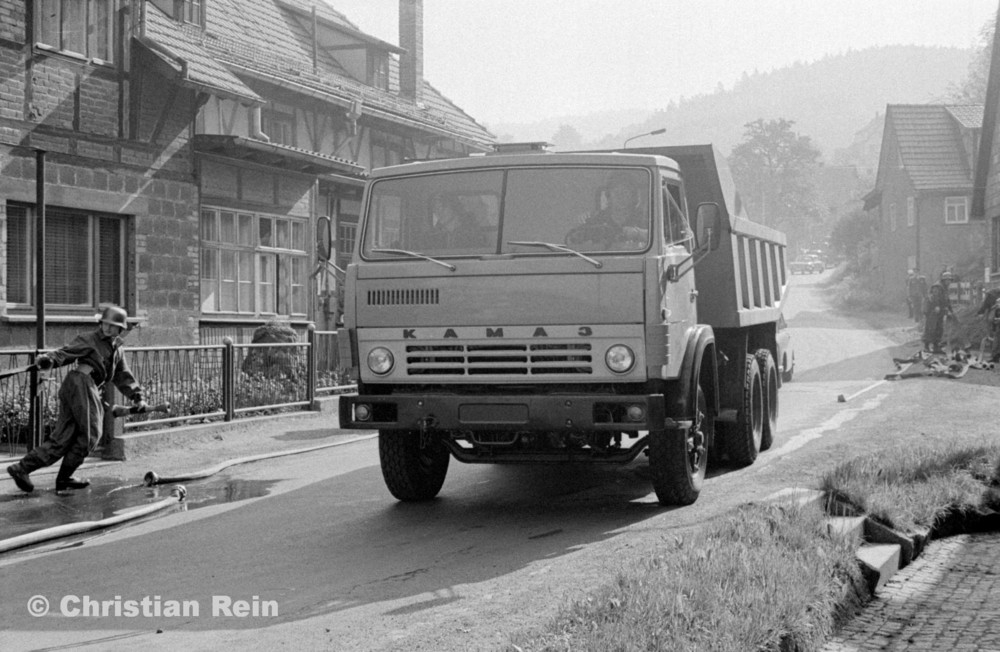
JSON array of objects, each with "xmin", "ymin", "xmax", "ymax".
[
  {"xmin": 507, "ymin": 241, "xmax": 603, "ymax": 268},
  {"xmin": 371, "ymin": 248, "xmax": 456, "ymax": 272}
]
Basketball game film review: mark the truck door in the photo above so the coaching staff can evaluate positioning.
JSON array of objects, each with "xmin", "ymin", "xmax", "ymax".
[{"xmin": 661, "ymin": 181, "xmax": 696, "ymax": 375}]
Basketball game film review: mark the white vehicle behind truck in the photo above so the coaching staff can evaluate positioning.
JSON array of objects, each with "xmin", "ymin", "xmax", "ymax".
[{"xmin": 338, "ymin": 144, "xmax": 788, "ymax": 505}]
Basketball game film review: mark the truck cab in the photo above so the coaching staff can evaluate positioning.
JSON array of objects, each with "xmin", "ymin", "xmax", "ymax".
[{"xmin": 339, "ymin": 145, "xmax": 784, "ymax": 506}]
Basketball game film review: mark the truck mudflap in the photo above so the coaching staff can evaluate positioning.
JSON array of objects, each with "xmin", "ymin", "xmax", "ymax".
[{"xmin": 341, "ymin": 392, "xmax": 666, "ymax": 434}]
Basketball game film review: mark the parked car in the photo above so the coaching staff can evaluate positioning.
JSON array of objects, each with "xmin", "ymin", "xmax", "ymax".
[
  {"xmin": 776, "ymin": 314, "xmax": 794, "ymax": 383},
  {"xmin": 789, "ymin": 254, "xmax": 824, "ymax": 274}
]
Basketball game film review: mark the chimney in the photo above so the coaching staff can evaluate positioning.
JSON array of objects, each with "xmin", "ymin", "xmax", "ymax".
[{"xmin": 398, "ymin": 0, "xmax": 423, "ymax": 102}]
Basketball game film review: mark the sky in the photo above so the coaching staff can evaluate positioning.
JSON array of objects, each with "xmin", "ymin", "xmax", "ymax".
[{"xmin": 327, "ymin": 1, "xmax": 997, "ymax": 126}]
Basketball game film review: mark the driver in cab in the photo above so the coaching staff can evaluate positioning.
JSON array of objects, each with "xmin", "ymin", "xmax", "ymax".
[{"xmin": 568, "ymin": 172, "xmax": 649, "ymax": 246}]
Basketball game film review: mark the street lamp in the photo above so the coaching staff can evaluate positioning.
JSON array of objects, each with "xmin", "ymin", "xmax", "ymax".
[{"xmin": 623, "ymin": 128, "xmax": 666, "ymax": 148}]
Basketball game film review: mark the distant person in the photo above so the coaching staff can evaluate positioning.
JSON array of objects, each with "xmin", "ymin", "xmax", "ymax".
[
  {"xmin": 906, "ymin": 269, "xmax": 928, "ymax": 323},
  {"xmin": 6, "ymin": 306, "xmax": 146, "ymax": 493},
  {"xmin": 939, "ymin": 267, "xmax": 957, "ymax": 309},
  {"xmin": 922, "ymin": 283, "xmax": 953, "ymax": 354},
  {"xmin": 569, "ymin": 173, "xmax": 648, "ymax": 245},
  {"xmin": 987, "ymin": 297, "xmax": 1000, "ymax": 363},
  {"xmin": 429, "ymin": 198, "xmax": 485, "ymax": 249},
  {"xmin": 976, "ymin": 287, "xmax": 1000, "ymax": 318}
]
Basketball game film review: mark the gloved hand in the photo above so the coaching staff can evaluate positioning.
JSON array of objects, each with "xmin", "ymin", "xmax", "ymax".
[
  {"xmin": 35, "ymin": 354, "xmax": 52, "ymax": 370},
  {"xmin": 131, "ymin": 392, "xmax": 147, "ymax": 411}
]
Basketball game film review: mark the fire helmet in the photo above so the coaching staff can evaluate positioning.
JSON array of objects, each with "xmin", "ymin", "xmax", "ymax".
[{"xmin": 99, "ymin": 305, "xmax": 129, "ymax": 329}]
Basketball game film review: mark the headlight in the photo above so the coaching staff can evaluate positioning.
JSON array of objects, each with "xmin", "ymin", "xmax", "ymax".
[
  {"xmin": 605, "ymin": 345, "xmax": 635, "ymax": 373},
  {"xmin": 367, "ymin": 347, "xmax": 394, "ymax": 375}
]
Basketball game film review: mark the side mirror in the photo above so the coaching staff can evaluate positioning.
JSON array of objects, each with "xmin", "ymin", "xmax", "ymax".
[
  {"xmin": 694, "ymin": 203, "xmax": 722, "ymax": 251},
  {"xmin": 317, "ymin": 215, "xmax": 333, "ymax": 262}
]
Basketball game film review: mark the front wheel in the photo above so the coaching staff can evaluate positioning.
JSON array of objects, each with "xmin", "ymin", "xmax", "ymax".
[
  {"xmin": 649, "ymin": 383, "xmax": 712, "ymax": 506},
  {"xmin": 379, "ymin": 430, "xmax": 450, "ymax": 501}
]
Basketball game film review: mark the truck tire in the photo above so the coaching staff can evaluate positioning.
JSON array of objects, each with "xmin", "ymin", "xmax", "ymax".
[
  {"xmin": 379, "ymin": 430, "xmax": 450, "ymax": 502},
  {"xmin": 754, "ymin": 349, "xmax": 778, "ymax": 451},
  {"xmin": 725, "ymin": 355, "xmax": 763, "ymax": 466},
  {"xmin": 649, "ymin": 381, "xmax": 711, "ymax": 506}
]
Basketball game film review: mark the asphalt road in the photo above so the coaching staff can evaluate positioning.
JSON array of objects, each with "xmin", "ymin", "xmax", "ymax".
[{"xmin": 0, "ymin": 269, "xmax": 911, "ymax": 652}]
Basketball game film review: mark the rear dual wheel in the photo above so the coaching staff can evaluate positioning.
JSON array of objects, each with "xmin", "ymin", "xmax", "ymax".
[
  {"xmin": 724, "ymin": 355, "xmax": 764, "ymax": 466},
  {"xmin": 723, "ymin": 350, "xmax": 778, "ymax": 465},
  {"xmin": 754, "ymin": 349, "xmax": 778, "ymax": 451}
]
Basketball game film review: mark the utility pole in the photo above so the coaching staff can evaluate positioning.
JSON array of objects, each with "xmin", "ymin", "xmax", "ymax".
[{"xmin": 29, "ymin": 149, "xmax": 46, "ymax": 449}]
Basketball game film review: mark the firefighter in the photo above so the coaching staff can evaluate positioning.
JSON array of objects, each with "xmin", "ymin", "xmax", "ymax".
[
  {"xmin": 988, "ymin": 298, "xmax": 1000, "ymax": 363},
  {"xmin": 906, "ymin": 269, "xmax": 927, "ymax": 322},
  {"xmin": 922, "ymin": 283, "xmax": 953, "ymax": 354},
  {"xmin": 6, "ymin": 306, "xmax": 146, "ymax": 493}
]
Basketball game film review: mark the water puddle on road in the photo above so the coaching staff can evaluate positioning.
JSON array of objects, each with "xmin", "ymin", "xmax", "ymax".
[{"xmin": 0, "ymin": 475, "xmax": 276, "ymax": 541}]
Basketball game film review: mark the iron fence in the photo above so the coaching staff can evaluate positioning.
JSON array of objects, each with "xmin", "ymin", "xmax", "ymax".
[
  {"xmin": 315, "ymin": 329, "xmax": 354, "ymax": 394},
  {"xmin": 0, "ymin": 352, "xmax": 64, "ymax": 457},
  {"xmin": 0, "ymin": 328, "xmax": 355, "ymax": 456}
]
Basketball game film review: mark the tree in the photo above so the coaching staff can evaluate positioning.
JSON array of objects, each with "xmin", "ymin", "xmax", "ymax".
[
  {"xmin": 948, "ymin": 13, "xmax": 995, "ymax": 104},
  {"xmin": 728, "ymin": 118, "xmax": 822, "ymax": 246},
  {"xmin": 829, "ymin": 207, "xmax": 876, "ymax": 269},
  {"xmin": 550, "ymin": 124, "xmax": 583, "ymax": 151}
]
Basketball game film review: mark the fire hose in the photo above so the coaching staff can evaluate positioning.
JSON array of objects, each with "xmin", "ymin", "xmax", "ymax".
[
  {"xmin": 0, "ymin": 486, "xmax": 186, "ymax": 554},
  {"xmin": 111, "ymin": 402, "xmax": 171, "ymax": 417},
  {"xmin": 142, "ymin": 435, "xmax": 377, "ymax": 486}
]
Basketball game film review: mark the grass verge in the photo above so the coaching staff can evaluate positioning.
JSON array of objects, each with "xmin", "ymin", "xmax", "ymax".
[
  {"xmin": 510, "ymin": 503, "xmax": 863, "ymax": 652},
  {"xmin": 821, "ymin": 441, "xmax": 1000, "ymax": 533},
  {"xmin": 510, "ymin": 442, "xmax": 1000, "ymax": 652}
]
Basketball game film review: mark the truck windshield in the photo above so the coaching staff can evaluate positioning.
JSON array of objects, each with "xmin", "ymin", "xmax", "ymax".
[{"xmin": 361, "ymin": 166, "xmax": 651, "ymax": 258}]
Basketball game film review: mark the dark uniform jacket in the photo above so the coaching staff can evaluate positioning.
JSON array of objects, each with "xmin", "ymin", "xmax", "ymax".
[{"xmin": 46, "ymin": 328, "xmax": 143, "ymax": 400}]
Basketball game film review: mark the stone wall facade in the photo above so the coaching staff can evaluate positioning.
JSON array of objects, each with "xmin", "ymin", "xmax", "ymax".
[{"xmin": 0, "ymin": 0, "xmax": 201, "ymax": 347}]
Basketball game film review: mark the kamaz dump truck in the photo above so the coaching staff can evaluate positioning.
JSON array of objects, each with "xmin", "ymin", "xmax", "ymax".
[{"xmin": 338, "ymin": 144, "xmax": 788, "ymax": 506}]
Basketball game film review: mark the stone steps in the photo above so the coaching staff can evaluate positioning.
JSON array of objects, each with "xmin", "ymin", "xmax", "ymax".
[{"xmin": 763, "ymin": 487, "xmax": 923, "ymax": 594}]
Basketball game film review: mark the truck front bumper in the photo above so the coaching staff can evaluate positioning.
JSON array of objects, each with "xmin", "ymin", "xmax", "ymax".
[{"xmin": 340, "ymin": 393, "xmax": 666, "ymax": 432}]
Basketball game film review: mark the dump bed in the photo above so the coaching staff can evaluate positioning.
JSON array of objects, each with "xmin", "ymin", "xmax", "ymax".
[{"xmin": 625, "ymin": 144, "xmax": 788, "ymax": 328}]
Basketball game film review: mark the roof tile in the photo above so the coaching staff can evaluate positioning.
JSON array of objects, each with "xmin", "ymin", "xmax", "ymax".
[
  {"xmin": 887, "ymin": 104, "xmax": 983, "ymax": 190},
  {"xmin": 141, "ymin": 5, "xmax": 261, "ymax": 103}
]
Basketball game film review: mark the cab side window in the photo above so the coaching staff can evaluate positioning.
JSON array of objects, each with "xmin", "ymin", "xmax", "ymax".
[{"xmin": 663, "ymin": 183, "xmax": 692, "ymax": 249}]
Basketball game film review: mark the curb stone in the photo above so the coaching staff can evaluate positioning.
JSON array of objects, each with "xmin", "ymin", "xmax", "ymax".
[{"xmin": 771, "ymin": 486, "xmax": 1000, "ymax": 648}]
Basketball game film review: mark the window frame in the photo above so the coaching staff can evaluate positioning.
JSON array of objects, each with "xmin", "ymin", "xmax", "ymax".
[
  {"xmin": 34, "ymin": 0, "xmax": 117, "ymax": 64},
  {"xmin": 263, "ymin": 104, "xmax": 296, "ymax": 147},
  {"xmin": 5, "ymin": 202, "xmax": 127, "ymax": 311},
  {"xmin": 889, "ymin": 202, "xmax": 897, "ymax": 232},
  {"xmin": 200, "ymin": 207, "xmax": 310, "ymax": 318},
  {"xmin": 906, "ymin": 196, "xmax": 915, "ymax": 227},
  {"xmin": 181, "ymin": 0, "xmax": 204, "ymax": 26},
  {"xmin": 945, "ymin": 196, "xmax": 969, "ymax": 225},
  {"xmin": 368, "ymin": 51, "xmax": 390, "ymax": 90}
]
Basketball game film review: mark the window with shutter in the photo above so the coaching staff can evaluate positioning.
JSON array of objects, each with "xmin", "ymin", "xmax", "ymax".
[{"xmin": 5, "ymin": 202, "xmax": 126, "ymax": 309}]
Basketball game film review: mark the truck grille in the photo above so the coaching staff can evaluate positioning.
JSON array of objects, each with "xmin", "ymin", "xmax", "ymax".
[
  {"xmin": 405, "ymin": 342, "xmax": 593, "ymax": 376},
  {"xmin": 367, "ymin": 288, "xmax": 440, "ymax": 306}
]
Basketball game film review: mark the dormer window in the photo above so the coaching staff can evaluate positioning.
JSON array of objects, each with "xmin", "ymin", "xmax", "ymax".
[
  {"xmin": 35, "ymin": 0, "xmax": 115, "ymax": 63},
  {"xmin": 181, "ymin": 0, "xmax": 204, "ymax": 26},
  {"xmin": 368, "ymin": 52, "xmax": 389, "ymax": 90},
  {"xmin": 148, "ymin": 0, "xmax": 204, "ymax": 27}
]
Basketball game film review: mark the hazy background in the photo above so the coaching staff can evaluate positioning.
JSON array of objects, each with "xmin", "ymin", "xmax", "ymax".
[
  {"xmin": 327, "ymin": 1, "xmax": 999, "ymax": 254},
  {"xmin": 328, "ymin": 0, "xmax": 994, "ymax": 125}
]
